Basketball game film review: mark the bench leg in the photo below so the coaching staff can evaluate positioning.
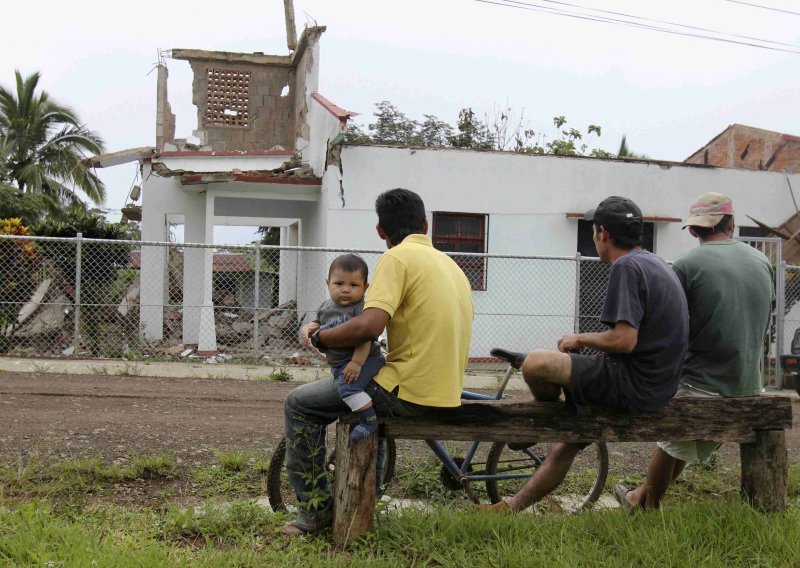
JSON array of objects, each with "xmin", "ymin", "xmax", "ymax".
[
  {"xmin": 740, "ymin": 430, "xmax": 788, "ymax": 513},
  {"xmin": 332, "ymin": 421, "xmax": 378, "ymax": 546}
]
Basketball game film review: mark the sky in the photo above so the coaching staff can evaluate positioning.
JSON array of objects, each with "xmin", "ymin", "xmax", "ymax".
[{"xmin": 2, "ymin": 0, "xmax": 799, "ymax": 244}]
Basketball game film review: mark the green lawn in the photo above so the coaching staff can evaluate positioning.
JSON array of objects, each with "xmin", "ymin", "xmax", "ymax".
[
  {"xmin": 1, "ymin": 456, "xmax": 798, "ymax": 567},
  {"xmin": 1, "ymin": 499, "xmax": 799, "ymax": 567}
]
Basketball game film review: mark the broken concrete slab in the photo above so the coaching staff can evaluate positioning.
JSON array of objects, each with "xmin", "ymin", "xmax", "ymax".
[{"xmin": 16, "ymin": 279, "xmax": 52, "ymax": 325}]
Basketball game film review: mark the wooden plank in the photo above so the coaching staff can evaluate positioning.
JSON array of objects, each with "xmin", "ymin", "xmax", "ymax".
[
  {"xmin": 740, "ymin": 430, "xmax": 788, "ymax": 512},
  {"xmin": 332, "ymin": 422, "xmax": 377, "ymax": 546},
  {"xmin": 366, "ymin": 396, "xmax": 793, "ymax": 444}
]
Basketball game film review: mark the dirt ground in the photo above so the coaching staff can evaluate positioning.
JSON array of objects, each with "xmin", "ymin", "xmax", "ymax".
[{"xmin": 1, "ymin": 370, "xmax": 798, "ymax": 479}]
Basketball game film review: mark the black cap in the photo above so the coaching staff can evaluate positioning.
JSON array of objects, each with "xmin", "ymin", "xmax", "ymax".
[{"xmin": 584, "ymin": 196, "xmax": 643, "ymax": 233}]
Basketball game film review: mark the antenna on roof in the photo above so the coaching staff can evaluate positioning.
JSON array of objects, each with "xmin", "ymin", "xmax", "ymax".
[{"xmin": 284, "ymin": 0, "xmax": 298, "ymax": 51}]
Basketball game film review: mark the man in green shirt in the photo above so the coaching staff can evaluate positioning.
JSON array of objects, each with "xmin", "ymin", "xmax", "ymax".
[{"xmin": 616, "ymin": 192, "xmax": 774, "ymax": 511}]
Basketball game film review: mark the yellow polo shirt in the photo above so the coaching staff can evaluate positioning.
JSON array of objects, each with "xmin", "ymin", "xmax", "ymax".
[{"xmin": 365, "ymin": 234, "xmax": 474, "ymax": 407}]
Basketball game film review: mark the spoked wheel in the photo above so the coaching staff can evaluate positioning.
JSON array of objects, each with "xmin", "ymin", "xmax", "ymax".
[
  {"xmin": 266, "ymin": 434, "xmax": 397, "ymax": 513},
  {"xmin": 485, "ymin": 442, "xmax": 608, "ymax": 513}
]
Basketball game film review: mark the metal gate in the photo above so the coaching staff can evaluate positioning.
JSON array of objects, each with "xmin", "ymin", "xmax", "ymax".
[{"xmin": 737, "ymin": 237, "xmax": 784, "ymax": 389}]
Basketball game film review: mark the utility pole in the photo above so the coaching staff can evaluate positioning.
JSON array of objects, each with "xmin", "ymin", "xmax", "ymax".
[{"xmin": 284, "ymin": 0, "xmax": 298, "ymax": 51}]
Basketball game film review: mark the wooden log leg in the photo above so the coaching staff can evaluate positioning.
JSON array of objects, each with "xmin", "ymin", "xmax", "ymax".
[
  {"xmin": 740, "ymin": 430, "xmax": 788, "ymax": 512},
  {"xmin": 332, "ymin": 421, "xmax": 378, "ymax": 546}
]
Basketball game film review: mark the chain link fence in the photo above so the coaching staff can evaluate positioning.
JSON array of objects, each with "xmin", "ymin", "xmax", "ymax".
[
  {"xmin": 0, "ymin": 235, "xmax": 599, "ymax": 369},
  {"xmin": 0, "ymin": 234, "xmax": 788, "ymax": 386}
]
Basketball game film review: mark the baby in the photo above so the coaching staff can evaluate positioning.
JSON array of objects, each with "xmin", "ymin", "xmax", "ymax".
[{"xmin": 311, "ymin": 254, "xmax": 384, "ymax": 441}]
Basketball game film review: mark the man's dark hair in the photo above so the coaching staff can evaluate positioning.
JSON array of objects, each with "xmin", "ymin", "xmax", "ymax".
[
  {"xmin": 375, "ymin": 188, "xmax": 426, "ymax": 244},
  {"xmin": 328, "ymin": 254, "xmax": 369, "ymax": 282},
  {"xmin": 690, "ymin": 215, "xmax": 731, "ymax": 238},
  {"xmin": 594, "ymin": 222, "xmax": 643, "ymax": 250}
]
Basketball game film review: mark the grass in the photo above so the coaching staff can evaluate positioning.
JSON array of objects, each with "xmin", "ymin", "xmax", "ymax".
[
  {"xmin": 268, "ymin": 366, "xmax": 293, "ymax": 382},
  {"xmin": 214, "ymin": 449, "xmax": 251, "ymax": 472},
  {"xmin": 0, "ymin": 500, "xmax": 798, "ymax": 566},
  {"xmin": 0, "ymin": 453, "xmax": 178, "ymax": 501}
]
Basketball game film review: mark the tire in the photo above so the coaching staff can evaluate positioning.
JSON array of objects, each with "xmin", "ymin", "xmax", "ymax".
[
  {"xmin": 267, "ymin": 434, "xmax": 396, "ymax": 513},
  {"xmin": 485, "ymin": 441, "xmax": 608, "ymax": 513}
]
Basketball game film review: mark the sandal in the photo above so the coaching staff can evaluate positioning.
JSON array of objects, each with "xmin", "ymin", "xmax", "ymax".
[{"xmin": 613, "ymin": 481, "xmax": 638, "ymax": 512}]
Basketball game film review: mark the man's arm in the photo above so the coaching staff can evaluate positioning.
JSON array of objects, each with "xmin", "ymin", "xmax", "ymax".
[
  {"xmin": 314, "ymin": 307, "xmax": 389, "ymax": 349},
  {"xmin": 557, "ymin": 321, "xmax": 638, "ymax": 354}
]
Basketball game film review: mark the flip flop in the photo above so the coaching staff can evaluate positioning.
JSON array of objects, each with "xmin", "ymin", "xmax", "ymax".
[{"xmin": 613, "ymin": 481, "xmax": 638, "ymax": 512}]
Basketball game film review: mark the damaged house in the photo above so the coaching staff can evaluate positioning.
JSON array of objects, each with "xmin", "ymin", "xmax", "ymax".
[{"xmin": 89, "ymin": 21, "xmax": 800, "ymax": 359}]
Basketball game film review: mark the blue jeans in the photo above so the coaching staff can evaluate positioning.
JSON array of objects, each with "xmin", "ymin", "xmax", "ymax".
[
  {"xmin": 334, "ymin": 354, "xmax": 385, "ymax": 410},
  {"xmin": 284, "ymin": 376, "xmax": 433, "ymax": 530}
]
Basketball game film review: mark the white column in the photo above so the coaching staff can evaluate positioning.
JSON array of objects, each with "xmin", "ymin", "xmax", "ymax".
[
  {"xmin": 182, "ymin": 203, "xmax": 208, "ymax": 346},
  {"xmin": 197, "ymin": 193, "xmax": 217, "ymax": 355}
]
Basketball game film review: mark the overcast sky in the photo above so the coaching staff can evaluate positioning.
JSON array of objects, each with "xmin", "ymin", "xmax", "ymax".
[{"xmin": 2, "ymin": 0, "xmax": 799, "ymax": 243}]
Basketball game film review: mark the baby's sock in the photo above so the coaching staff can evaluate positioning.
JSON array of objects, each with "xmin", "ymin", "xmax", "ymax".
[{"xmin": 350, "ymin": 408, "xmax": 378, "ymax": 441}]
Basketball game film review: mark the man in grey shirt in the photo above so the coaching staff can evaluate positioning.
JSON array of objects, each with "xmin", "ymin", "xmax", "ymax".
[{"xmin": 617, "ymin": 192, "xmax": 774, "ymax": 511}]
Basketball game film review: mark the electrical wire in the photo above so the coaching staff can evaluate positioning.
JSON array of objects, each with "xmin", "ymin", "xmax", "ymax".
[
  {"xmin": 475, "ymin": 0, "xmax": 800, "ymax": 54},
  {"xmin": 721, "ymin": 0, "xmax": 800, "ymax": 16},
  {"xmin": 503, "ymin": 0, "xmax": 800, "ymax": 48}
]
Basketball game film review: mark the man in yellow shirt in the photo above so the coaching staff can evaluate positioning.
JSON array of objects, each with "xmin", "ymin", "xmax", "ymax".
[{"xmin": 283, "ymin": 188, "xmax": 474, "ymax": 535}]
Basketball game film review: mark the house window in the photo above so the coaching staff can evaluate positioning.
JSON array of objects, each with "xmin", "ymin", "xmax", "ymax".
[
  {"xmin": 432, "ymin": 212, "xmax": 488, "ymax": 291},
  {"xmin": 205, "ymin": 69, "xmax": 250, "ymax": 127}
]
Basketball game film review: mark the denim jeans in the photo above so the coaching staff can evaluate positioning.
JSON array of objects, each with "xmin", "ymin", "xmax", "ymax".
[
  {"xmin": 334, "ymin": 354, "xmax": 386, "ymax": 410},
  {"xmin": 284, "ymin": 375, "xmax": 432, "ymax": 530}
]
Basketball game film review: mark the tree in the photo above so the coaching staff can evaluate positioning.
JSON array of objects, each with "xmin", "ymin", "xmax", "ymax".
[
  {"xmin": 0, "ymin": 71, "xmax": 106, "ymax": 208},
  {"xmin": 344, "ymin": 100, "xmax": 615, "ymax": 157},
  {"xmin": 448, "ymin": 108, "xmax": 495, "ymax": 150},
  {"xmin": 367, "ymin": 101, "xmax": 419, "ymax": 145}
]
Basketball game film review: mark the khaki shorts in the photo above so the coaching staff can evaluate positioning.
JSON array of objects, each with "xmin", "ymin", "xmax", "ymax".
[{"xmin": 656, "ymin": 385, "xmax": 722, "ymax": 463}]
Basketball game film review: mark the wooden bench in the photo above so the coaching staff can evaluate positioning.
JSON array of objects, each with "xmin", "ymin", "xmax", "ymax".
[{"xmin": 331, "ymin": 396, "xmax": 793, "ymax": 545}]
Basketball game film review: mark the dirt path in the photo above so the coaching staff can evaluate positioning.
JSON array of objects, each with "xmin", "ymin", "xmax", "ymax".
[
  {"xmin": 0, "ymin": 371, "xmax": 294, "ymax": 467},
  {"xmin": 1, "ymin": 370, "xmax": 798, "ymax": 472}
]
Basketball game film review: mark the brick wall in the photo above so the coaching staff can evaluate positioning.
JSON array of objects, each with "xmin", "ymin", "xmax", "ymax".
[
  {"xmin": 686, "ymin": 125, "xmax": 800, "ymax": 173},
  {"xmin": 188, "ymin": 60, "xmax": 295, "ymax": 151}
]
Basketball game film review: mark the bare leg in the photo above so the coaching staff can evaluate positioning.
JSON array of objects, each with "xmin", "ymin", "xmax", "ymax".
[
  {"xmin": 626, "ymin": 447, "xmax": 686, "ymax": 510},
  {"xmin": 477, "ymin": 349, "xmax": 581, "ymax": 512},
  {"xmin": 506, "ymin": 442, "xmax": 585, "ymax": 511}
]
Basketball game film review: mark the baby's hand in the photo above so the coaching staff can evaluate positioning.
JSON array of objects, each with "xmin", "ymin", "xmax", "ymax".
[{"xmin": 343, "ymin": 361, "xmax": 362, "ymax": 383}]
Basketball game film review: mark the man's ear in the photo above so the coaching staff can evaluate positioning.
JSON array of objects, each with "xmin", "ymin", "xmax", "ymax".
[
  {"xmin": 423, "ymin": 217, "xmax": 429, "ymax": 234},
  {"xmin": 688, "ymin": 227, "xmax": 699, "ymax": 239},
  {"xmin": 726, "ymin": 217, "xmax": 735, "ymax": 235},
  {"xmin": 376, "ymin": 223, "xmax": 388, "ymax": 240}
]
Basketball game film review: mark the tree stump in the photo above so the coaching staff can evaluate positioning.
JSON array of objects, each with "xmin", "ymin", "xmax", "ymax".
[
  {"xmin": 332, "ymin": 422, "xmax": 378, "ymax": 546},
  {"xmin": 740, "ymin": 430, "xmax": 788, "ymax": 512}
]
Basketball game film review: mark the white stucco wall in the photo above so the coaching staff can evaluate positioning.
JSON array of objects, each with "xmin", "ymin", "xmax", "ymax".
[{"xmin": 312, "ymin": 145, "xmax": 800, "ymax": 356}]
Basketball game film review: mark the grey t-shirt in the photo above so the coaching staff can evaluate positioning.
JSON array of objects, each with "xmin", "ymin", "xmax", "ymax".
[
  {"xmin": 673, "ymin": 240, "xmax": 774, "ymax": 396},
  {"xmin": 601, "ymin": 250, "xmax": 689, "ymax": 411},
  {"xmin": 315, "ymin": 298, "xmax": 381, "ymax": 368}
]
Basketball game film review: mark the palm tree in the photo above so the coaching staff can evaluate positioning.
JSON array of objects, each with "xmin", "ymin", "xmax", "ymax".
[{"xmin": 0, "ymin": 71, "xmax": 105, "ymax": 206}]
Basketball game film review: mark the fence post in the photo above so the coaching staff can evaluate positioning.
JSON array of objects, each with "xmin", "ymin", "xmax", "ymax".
[
  {"xmin": 72, "ymin": 232, "xmax": 83, "ymax": 353},
  {"xmin": 253, "ymin": 245, "xmax": 261, "ymax": 355},
  {"xmin": 574, "ymin": 252, "xmax": 581, "ymax": 334},
  {"xmin": 776, "ymin": 260, "xmax": 786, "ymax": 389}
]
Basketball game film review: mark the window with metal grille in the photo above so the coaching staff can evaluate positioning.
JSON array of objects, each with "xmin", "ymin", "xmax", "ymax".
[
  {"xmin": 205, "ymin": 69, "xmax": 250, "ymax": 127},
  {"xmin": 432, "ymin": 212, "xmax": 488, "ymax": 291}
]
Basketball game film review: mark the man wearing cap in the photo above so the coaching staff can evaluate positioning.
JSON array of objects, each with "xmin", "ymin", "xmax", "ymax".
[
  {"xmin": 616, "ymin": 192, "xmax": 774, "ymax": 511},
  {"xmin": 478, "ymin": 196, "xmax": 689, "ymax": 513}
]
